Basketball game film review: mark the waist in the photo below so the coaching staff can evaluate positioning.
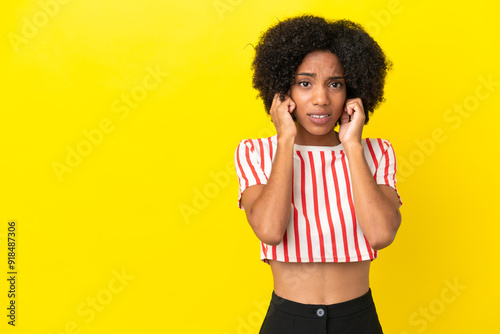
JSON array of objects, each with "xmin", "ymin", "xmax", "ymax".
[
  {"xmin": 270, "ymin": 287, "xmax": 375, "ymax": 319},
  {"xmin": 269, "ymin": 260, "xmax": 370, "ymax": 304}
]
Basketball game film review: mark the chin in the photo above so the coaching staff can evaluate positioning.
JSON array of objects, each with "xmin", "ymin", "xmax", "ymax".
[{"xmin": 302, "ymin": 124, "xmax": 336, "ymax": 136}]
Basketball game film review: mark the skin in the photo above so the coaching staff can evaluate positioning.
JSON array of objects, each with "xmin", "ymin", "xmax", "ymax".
[{"xmin": 242, "ymin": 50, "xmax": 401, "ymax": 304}]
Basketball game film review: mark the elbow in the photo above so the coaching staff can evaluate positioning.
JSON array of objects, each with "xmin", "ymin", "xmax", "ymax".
[
  {"xmin": 369, "ymin": 215, "xmax": 401, "ymax": 251},
  {"xmin": 250, "ymin": 218, "xmax": 286, "ymax": 246},
  {"xmin": 256, "ymin": 225, "xmax": 285, "ymax": 246},
  {"xmin": 247, "ymin": 210, "xmax": 288, "ymax": 246},
  {"xmin": 260, "ymin": 234, "xmax": 283, "ymax": 246},
  {"xmin": 369, "ymin": 233, "xmax": 396, "ymax": 250}
]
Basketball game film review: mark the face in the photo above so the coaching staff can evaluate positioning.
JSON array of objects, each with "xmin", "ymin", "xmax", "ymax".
[{"xmin": 290, "ymin": 50, "xmax": 346, "ymax": 146}]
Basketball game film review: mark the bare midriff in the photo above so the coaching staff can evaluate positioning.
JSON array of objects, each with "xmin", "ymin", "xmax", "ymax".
[{"xmin": 269, "ymin": 259, "xmax": 371, "ymax": 304}]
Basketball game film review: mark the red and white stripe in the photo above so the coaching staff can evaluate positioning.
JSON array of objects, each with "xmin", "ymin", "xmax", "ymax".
[{"xmin": 234, "ymin": 135, "xmax": 400, "ymax": 263}]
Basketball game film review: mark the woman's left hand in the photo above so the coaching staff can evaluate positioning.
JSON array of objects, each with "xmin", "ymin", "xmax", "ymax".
[{"xmin": 338, "ymin": 98, "xmax": 365, "ymax": 146}]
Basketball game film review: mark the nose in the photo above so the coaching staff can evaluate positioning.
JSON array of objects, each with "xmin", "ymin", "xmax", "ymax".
[{"xmin": 312, "ymin": 86, "xmax": 329, "ymax": 106}]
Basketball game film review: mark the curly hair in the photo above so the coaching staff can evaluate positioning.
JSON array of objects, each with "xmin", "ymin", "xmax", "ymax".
[{"xmin": 252, "ymin": 15, "xmax": 392, "ymax": 124}]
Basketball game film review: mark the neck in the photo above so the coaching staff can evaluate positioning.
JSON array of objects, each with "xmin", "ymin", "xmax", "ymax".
[{"xmin": 294, "ymin": 126, "xmax": 340, "ymax": 147}]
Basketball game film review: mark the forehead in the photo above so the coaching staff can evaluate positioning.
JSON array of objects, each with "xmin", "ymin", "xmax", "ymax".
[{"xmin": 296, "ymin": 50, "xmax": 344, "ymax": 75}]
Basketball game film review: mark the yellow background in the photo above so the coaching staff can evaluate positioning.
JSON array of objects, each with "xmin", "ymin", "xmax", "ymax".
[{"xmin": 1, "ymin": 0, "xmax": 499, "ymax": 333}]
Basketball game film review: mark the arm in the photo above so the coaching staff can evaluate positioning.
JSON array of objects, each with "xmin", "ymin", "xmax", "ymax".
[
  {"xmin": 241, "ymin": 93, "xmax": 296, "ymax": 246},
  {"xmin": 339, "ymin": 98, "xmax": 401, "ymax": 250}
]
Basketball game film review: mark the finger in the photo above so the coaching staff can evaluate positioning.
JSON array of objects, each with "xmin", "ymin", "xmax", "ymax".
[
  {"xmin": 270, "ymin": 93, "xmax": 282, "ymax": 116},
  {"xmin": 277, "ymin": 102, "xmax": 292, "ymax": 116},
  {"xmin": 347, "ymin": 98, "xmax": 364, "ymax": 110},
  {"xmin": 274, "ymin": 95, "xmax": 291, "ymax": 110},
  {"xmin": 344, "ymin": 103, "xmax": 354, "ymax": 116},
  {"xmin": 278, "ymin": 92, "xmax": 295, "ymax": 113},
  {"xmin": 272, "ymin": 93, "xmax": 281, "ymax": 104},
  {"xmin": 272, "ymin": 93, "xmax": 291, "ymax": 112},
  {"xmin": 345, "ymin": 100, "xmax": 361, "ymax": 116},
  {"xmin": 346, "ymin": 102, "xmax": 366, "ymax": 125},
  {"xmin": 287, "ymin": 99, "xmax": 296, "ymax": 113},
  {"xmin": 339, "ymin": 109, "xmax": 350, "ymax": 124}
]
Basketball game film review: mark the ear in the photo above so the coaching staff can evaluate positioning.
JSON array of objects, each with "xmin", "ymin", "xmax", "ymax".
[{"xmin": 287, "ymin": 90, "xmax": 297, "ymax": 121}]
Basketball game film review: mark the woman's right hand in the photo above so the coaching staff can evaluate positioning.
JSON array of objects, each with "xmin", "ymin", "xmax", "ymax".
[
  {"xmin": 242, "ymin": 93, "xmax": 296, "ymax": 246},
  {"xmin": 270, "ymin": 93, "xmax": 296, "ymax": 140}
]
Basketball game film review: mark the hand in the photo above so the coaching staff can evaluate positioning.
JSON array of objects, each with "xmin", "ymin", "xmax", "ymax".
[
  {"xmin": 270, "ymin": 93, "xmax": 296, "ymax": 140},
  {"xmin": 338, "ymin": 98, "xmax": 365, "ymax": 146}
]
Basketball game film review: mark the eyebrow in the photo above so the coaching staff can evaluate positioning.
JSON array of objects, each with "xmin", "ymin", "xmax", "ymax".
[{"xmin": 296, "ymin": 73, "xmax": 345, "ymax": 80}]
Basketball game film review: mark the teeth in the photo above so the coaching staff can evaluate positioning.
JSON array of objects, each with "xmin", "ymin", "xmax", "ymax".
[{"xmin": 310, "ymin": 115, "xmax": 329, "ymax": 118}]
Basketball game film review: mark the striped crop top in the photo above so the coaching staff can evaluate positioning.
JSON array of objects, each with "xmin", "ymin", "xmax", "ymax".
[{"xmin": 234, "ymin": 135, "xmax": 401, "ymax": 264}]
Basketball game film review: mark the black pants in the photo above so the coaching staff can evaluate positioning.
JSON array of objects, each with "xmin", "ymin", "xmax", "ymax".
[{"xmin": 259, "ymin": 289, "xmax": 383, "ymax": 334}]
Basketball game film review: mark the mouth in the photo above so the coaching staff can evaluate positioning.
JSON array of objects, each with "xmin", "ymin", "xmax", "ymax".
[
  {"xmin": 307, "ymin": 113, "xmax": 332, "ymax": 124},
  {"xmin": 309, "ymin": 114, "xmax": 331, "ymax": 119}
]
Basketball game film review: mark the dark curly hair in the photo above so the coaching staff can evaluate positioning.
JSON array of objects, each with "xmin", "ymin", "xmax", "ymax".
[{"xmin": 252, "ymin": 15, "xmax": 392, "ymax": 124}]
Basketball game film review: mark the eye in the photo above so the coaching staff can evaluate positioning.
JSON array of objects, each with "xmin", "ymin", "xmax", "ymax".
[
  {"xmin": 298, "ymin": 81, "xmax": 311, "ymax": 88},
  {"xmin": 330, "ymin": 82, "xmax": 343, "ymax": 88}
]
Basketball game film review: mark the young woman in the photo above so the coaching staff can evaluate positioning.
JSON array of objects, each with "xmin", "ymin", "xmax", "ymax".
[{"xmin": 235, "ymin": 15, "xmax": 402, "ymax": 333}]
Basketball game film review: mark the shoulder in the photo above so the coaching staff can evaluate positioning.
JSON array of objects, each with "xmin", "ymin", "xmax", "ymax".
[
  {"xmin": 235, "ymin": 135, "xmax": 277, "ymax": 153},
  {"xmin": 362, "ymin": 138, "xmax": 391, "ymax": 148},
  {"xmin": 361, "ymin": 138, "xmax": 398, "ymax": 166},
  {"xmin": 362, "ymin": 138, "xmax": 394, "ymax": 154}
]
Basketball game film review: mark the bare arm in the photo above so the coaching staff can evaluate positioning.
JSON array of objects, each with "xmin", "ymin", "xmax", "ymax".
[
  {"xmin": 241, "ymin": 93, "xmax": 296, "ymax": 246},
  {"xmin": 339, "ymin": 98, "xmax": 401, "ymax": 250}
]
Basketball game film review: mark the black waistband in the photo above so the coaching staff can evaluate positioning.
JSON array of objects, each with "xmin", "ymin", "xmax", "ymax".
[{"xmin": 270, "ymin": 288, "xmax": 375, "ymax": 319}]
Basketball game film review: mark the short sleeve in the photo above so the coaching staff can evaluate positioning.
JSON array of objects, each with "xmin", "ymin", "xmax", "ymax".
[
  {"xmin": 375, "ymin": 141, "xmax": 402, "ymax": 206},
  {"xmin": 234, "ymin": 139, "xmax": 269, "ymax": 210}
]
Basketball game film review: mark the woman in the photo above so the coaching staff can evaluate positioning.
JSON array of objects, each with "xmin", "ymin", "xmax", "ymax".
[{"xmin": 235, "ymin": 15, "xmax": 401, "ymax": 333}]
